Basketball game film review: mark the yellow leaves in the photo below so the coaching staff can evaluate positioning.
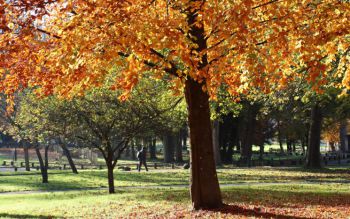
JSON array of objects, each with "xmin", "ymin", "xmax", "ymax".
[
  {"xmin": 7, "ymin": 22, "xmax": 14, "ymax": 29},
  {"xmin": 334, "ymin": 9, "xmax": 341, "ymax": 16}
]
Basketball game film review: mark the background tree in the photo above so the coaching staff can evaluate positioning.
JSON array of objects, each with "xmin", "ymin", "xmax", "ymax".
[
  {"xmin": 0, "ymin": 94, "xmax": 31, "ymax": 171},
  {"xmin": 15, "ymin": 94, "xmax": 79, "ymax": 174}
]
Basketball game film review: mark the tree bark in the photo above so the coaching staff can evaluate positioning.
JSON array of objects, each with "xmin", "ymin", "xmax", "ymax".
[
  {"xmin": 277, "ymin": 121, "xmax": 285, "ymax": 154},
  {"xmin": 292, "ymin": 141, "xmax": 296, "ymax": 152},
  {"xmin": 340, "ymin": 120, "xmax": 348, "ymax": 152},
  {"xmin": 35, "ymin": 147, "xmax": 48, "ymax": 183},
  {"xmin": 13, "ymin": 147, "xmax": 17, "ymax": 161},
  {"xmin": 131, "ymin": 142, "xmax": 136, "ymax": 160},
  {"xmin": 184, "ymin": 78, "xmax": 222, "ymax": 210},
  {"xmin": 184, "ymin": 1, "xmax": 222, "ymax": 209},
  {"xmin": 107, "ymin": 163, "xmax": 115, "ymax": 194},
  {"xmin": 149, "ymin": 137, "xmax": 157, "ymax": 159},
  {"xmin": 60, "ymin": 143, "xmax": 78, "ymax": 174},
  {"xmin": 240, "ymin": 103, "xmax": 257, "ymax": 167},
  {"xmin": 301, "ymin": 139, "xmax": 306, "ymax": 154},
  {"xmin": 286, "ymin": 139, "xmax": 292, "ymax": 153},
  {"xmin": 259, "ymin": 144, "xmax": 264, "ymax": 161},
  {"xmin": 306, "ymin": 104, "xmax": 322, "ymax": 168},
  {"xmin": 212, "ymin": 120, "xmax": 221, "ymax": 166},
  {"xmin": 163, "ymin": 135, "xmax": 175, "ymax": 163},
  {"xmin": 174, "ymin": 132, "xmax": 183, "ymax": 163},
  {"xmin": 180, "ymin": 127, "xmax": 188, "ymax": 151},
  {"xmin": 23, "ymin": 144, "xmax": 30, "ymax": 171}
]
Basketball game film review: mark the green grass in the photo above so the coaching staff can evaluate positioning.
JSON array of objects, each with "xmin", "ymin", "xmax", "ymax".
[
  {"xmin": 0, "ymin": 167, "xmax": 350, "ymax": 218},
  {"xmin": 0, "ymin": 183, "xmax": 349, "ymax": 218},
  {"xmin": 0, "ymin": 167, "xmax": 350, "ymax": 193}
]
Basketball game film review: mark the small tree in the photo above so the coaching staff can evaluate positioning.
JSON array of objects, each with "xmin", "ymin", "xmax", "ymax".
[{"xmin": 16, "ymin": 94, "xmax": 79, "ymax": 174}]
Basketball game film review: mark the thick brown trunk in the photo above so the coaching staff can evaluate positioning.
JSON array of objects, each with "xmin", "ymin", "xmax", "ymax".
[
  {"xmin": 306, "ymin": 104, "xmax": 322, "ymax": 168},
  {"xmin": 23, "ymin": 145, "xmax": 30, "ymax": 171},
  {"xmin": 61, "ymin": 143, "xmax": 78, "ymax": 174},
  {"xmin": 212, "ymin": 120, "xmax": 221, "ymax": 166},
  {"xmin": 107, "ymin": 163, "xmax": 115, "ymax": 194},
  {"xmin": 185, "ymin": 78, "xmax": 222, "ymax": 210},
  {"xmin": 35, "ymin": 147, "xmax": 48, "ymax": 183},
  {"xmin": 184, "ymin": 0, "xmax": 222, "ymax": 209}
]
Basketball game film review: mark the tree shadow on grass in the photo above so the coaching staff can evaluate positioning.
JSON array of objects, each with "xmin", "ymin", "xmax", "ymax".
[
  {"xmin": 215, "ymin": 204, "xmax": 312, "ymax": 219},
  {"xmin": 274, "ymin": 167, "xmax": 350, "ymax": 174},
  {"xmin": 0, "ymin": 213, "xmax": 51, "ymax": 219},
  {"xmin": 132, "ymin": 187, "xmax": 350, "ymax": 208}
]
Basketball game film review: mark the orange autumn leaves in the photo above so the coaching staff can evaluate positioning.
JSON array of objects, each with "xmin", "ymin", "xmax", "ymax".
[{"xmin": 0, "ymin": 0, "xmax": 349, "ymax": 101}]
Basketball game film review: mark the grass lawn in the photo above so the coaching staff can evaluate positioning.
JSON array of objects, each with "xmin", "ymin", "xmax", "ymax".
[
  {"xmin": 0, "ymin": 167, "xmax": 350, "ymax": 193},
  {"xmin": 0, "ymin": 183, "xmax": 349, "ymax": 218}
]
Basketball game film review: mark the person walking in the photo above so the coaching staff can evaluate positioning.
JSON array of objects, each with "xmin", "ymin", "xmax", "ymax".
[{"xmin": 137, "ymin": 147, "xmax": 148, "ymax": 172}]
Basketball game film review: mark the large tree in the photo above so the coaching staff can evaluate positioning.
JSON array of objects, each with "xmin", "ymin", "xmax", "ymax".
[{"xmin": 1, "ymin": 0, "xmax": 350, "ymax": 209}]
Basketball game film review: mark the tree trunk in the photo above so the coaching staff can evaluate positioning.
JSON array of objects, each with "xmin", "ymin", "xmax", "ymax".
[
  {"xmin": 107, "ymin": 163, "xmax": 115, "ymax": 194},
  {"xmin": 329, "ymin": 142, "xmax": 336, "ymax": 151},
  {"xmin": 60, "ymin": 143, "xmax": 78, "ymax": 174},
  {"xmin": 306, "ymin": 104, "xmax": 322, "ymax": 168},
  {"xmin": 240, "ymin": 103, "xmax": 257, "ymax": 167},
  {"xmin": 35, "ymin": 147, "xmax": 48, "ymax": 183},
  {"xmin": 212, "ymin": 120, "xmax": 221, "ymax": 166},
  {"xmin": 184, "ymin": 78, "xmax": 222, "ymax": 209},
  {"xmin": 175, "ymin": 132, "xmax": 183, "ymax": 163},
  {"xmin": 277, "ymin": 122, "xmax": 285, "ymax": 154},
  {"xmin": 279, "ymin": 140, "xmax": 284, "ymax": 154},
  {"xmin": 292, "ymin": 141, "xmax": 296, "ymax": 152},
  {"xmin": 44, "ymin": 146, "xmax": 49, "ymax": 168},
  {"xmin": 301, "ymin": 139, "xmax": 306, "ymax": 154},
  {"xmin": 23, "ymin": 144, "xmax": 30, "ymax": 171},
  {"xmin": 149, "ymin": 137, "xmax": 157, "ymax": 159},
  {"xmin": 131, "ymin": 141, "xmax": 136, "ymax": 160},
  {"xmin": 340, "ymin": 120, "xmax": 348, "ymax": 152},
  {"xmin": 286, "ymin": 139, "xmax": 292, "ymax": 153},
  {"xmin": 259, "ymin": 144, "xmax": 264, "ymax": 161},
  {"xmin": 163, "ymin": 135, "xmax": 175, "ymax": 163},
  {"xmin": 13, "ymin": 147, "xmax": 17, "ymax": 161},
  {"xmin": 180, "ymin": 127, "xmax": 188, "ymax": 151}
]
